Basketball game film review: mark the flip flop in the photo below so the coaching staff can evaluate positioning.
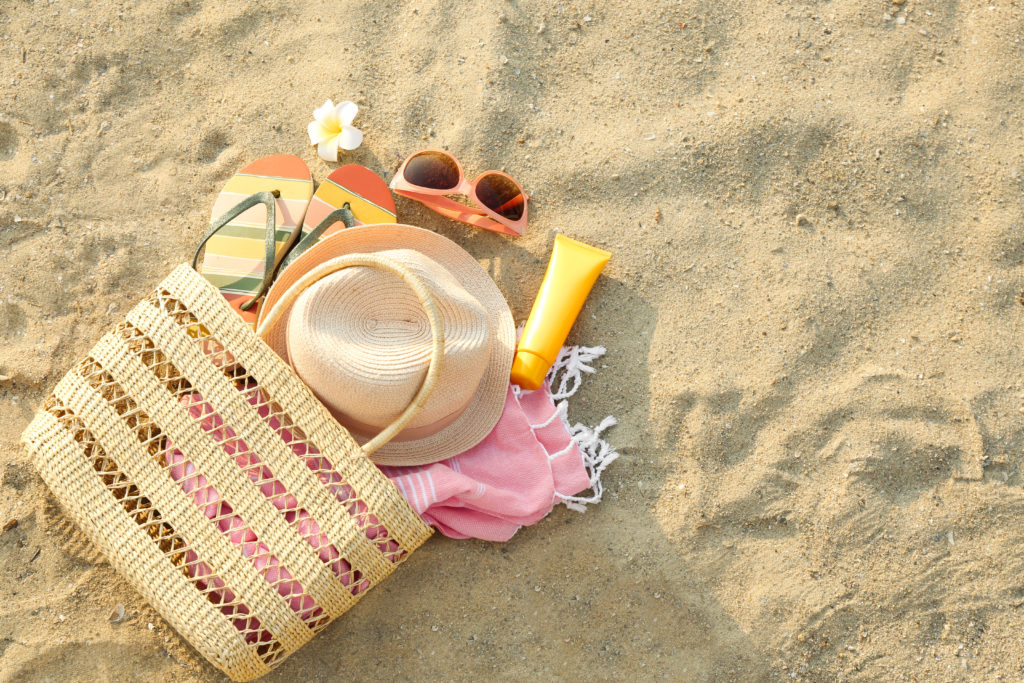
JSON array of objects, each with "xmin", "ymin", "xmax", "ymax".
[
  {"xmin": 304, "ymin": 164, "xmax": 397, "ymax": 234},
  {"xmin": 279, "ymin": 165, "xmax": 396, "ymax": 271},
  {"xmin": 194, "ymin": 154, "xmax": 314, "ymax": 327}
]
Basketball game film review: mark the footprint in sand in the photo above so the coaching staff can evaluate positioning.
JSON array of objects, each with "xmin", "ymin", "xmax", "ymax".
[
  {"xmin": 650, "ymin": 365, "xmax": 1015, "ymax": 676},
  {"xmin": 726, "ymin": 369, "xmax": 980, "ymax": 530},
  {"xmin": 192, "ymin": 128, "xmax": 230, "ymax": 164},
  {"xmin": 0, "ymin": 120, "xmax": 18, "ymax": 161}
]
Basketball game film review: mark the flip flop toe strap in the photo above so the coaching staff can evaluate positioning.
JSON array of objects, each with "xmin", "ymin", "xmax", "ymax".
[
  {"xmin": 191, "ymin": 190, "xmax": 281, "ymax": 311},
  {"xmin": 278, "ymin": 204, "xmax": 355, "ymax": 272}
]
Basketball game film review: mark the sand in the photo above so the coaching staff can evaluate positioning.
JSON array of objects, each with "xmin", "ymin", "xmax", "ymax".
[{"xmin": 1, "ymin": 0, "xmax": 1024, "ymax": 680}]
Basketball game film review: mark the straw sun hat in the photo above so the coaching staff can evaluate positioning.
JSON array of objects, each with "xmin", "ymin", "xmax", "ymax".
[{"xmin": 257, "ymin": 224, "xmax": 514, "ymax": 466}]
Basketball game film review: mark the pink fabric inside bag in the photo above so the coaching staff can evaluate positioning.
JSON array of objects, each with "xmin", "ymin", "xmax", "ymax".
[{"xmin": 163, "ymin": 385, "xmax": 404, "ymax": 643}]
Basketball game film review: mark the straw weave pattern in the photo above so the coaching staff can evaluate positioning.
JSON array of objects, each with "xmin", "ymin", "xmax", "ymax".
[{"xmin": 21, "ymin": 264, "xmax": 433, "ymax": 681}]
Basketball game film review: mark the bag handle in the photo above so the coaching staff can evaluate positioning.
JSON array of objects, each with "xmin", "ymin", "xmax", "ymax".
[{"xmin": 255, "ymin": 254, "xmax": 445, "ymax": 456}]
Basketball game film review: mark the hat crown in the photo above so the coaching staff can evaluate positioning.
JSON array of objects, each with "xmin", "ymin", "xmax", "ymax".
[
  {"xmin": 259, "ymin": 224, "xmax": 515, "ymax": 466},
  {"xmin": 287, "ymin": 249, "xmax": 491, "ymax": 440}
]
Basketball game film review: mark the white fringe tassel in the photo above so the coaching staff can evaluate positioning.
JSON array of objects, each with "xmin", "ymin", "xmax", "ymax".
[{"xmin": 544, "ymin": 345, "xmax": 620, "ymax": 512}]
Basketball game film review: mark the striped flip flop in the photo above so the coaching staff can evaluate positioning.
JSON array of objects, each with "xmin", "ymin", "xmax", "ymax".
[
  {"xmin": 193, "ymin": 155, "xmax": 314, "ymax": 327},
  {"xmin": 279, "ymin": 165, "xmax": 396, "ymax": 271}
]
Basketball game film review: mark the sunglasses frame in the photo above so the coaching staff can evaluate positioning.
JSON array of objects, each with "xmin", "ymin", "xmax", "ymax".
[{"xmin": 390, "ymin": 149, "xmax": 529, "ymax": 236}]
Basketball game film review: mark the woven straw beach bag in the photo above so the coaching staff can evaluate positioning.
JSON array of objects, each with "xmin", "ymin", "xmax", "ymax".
[{"xmin": 21, "ymin": 259, "xmax": 435, "ymax": 681}]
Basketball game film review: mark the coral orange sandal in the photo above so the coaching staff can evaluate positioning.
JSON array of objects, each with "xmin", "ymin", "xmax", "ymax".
[
  {"xmin": 279, "ymin": 164, "xmax": 396, "ymax": 271},
  {"xmin": 193, "ymin": 154, "xmax": 314, "ymax": 327}
]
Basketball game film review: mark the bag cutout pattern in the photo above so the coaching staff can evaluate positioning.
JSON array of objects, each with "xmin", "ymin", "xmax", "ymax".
[{"xmin": 22, "ymin": 265, "xmax": 432, "ymax": 681}]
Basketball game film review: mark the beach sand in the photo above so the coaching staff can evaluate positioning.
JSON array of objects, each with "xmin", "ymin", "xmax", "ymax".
[{"xmin": 2, "ymin": 0, "xmax": 1024, "ymax": 680}]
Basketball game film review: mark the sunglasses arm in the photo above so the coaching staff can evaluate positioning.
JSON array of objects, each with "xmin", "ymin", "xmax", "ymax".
[{"xmin": 396, "ymin": 190, "xmax": 523, "ymax": 236}]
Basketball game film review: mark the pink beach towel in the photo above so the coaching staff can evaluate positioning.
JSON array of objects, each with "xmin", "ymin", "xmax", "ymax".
[
  {"xmin": 377, "ymin": 344, "xmax": 618, "ymax": 541},
  {"xmin": 379, "ymin": 385, "xmax": 587, "ymax": 541}
]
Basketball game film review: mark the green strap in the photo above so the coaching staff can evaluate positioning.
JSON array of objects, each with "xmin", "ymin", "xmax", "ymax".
[
  {"xmin": 191, "ymin": 190, "xmax": 280, "ymax": 312},
  {"xmin": 278, "ymin": 204, "xmax": 355, "ymax": 272}
]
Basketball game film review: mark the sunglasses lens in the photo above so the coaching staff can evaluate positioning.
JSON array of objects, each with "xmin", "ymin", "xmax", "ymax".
[
  {"xmin": 403, "ymin": 151, "xmax": 460, "ymax": 190},
  {"xmin": 476, "ymin": 173, "xmax": 525, "ymax": 221}
]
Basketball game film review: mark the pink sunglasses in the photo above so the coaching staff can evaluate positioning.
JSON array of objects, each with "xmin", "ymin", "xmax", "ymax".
[{"xmin": 390, "ymin": 150, "xmax": 528, "ymax": 236}]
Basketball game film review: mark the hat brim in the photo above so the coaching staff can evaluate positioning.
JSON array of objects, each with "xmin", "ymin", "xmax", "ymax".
[{"xmin": 258, "ymin": 224, "xmax": 515, "ymax": 466}]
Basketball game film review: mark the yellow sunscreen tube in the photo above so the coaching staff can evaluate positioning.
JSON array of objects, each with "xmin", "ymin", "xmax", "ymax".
[{"xmin": 510, "ymin": 234, "xmax": 611, "ymax": 390}]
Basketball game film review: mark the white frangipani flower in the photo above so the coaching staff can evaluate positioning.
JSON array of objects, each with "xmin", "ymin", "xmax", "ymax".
[{"xmin": 307, "ymin": 99, "xmax": 363, "ymax": 161}]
